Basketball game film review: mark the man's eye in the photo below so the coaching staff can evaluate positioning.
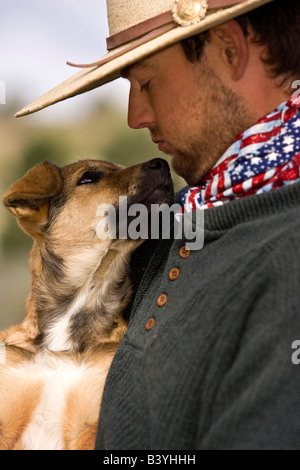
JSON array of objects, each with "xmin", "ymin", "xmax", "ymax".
[{"xmin": 77, "ymin": 171, "xmax": 103, "ymax": 185}]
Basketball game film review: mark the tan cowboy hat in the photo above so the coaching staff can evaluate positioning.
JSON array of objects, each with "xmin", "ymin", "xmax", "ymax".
[{"xmin": 15, "ymin": 0, "xmax": 274, "ymax": 118}]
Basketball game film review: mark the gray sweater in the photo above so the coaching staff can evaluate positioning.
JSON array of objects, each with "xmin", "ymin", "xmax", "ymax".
[{"xmin": 95, "ymin": 182, "xmax": 300, "ymax": 450}]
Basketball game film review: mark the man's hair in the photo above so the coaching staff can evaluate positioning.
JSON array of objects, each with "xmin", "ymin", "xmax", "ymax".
[{"xmin": 181, "ymin": 0, "xmax": 300, "ymax": 83}]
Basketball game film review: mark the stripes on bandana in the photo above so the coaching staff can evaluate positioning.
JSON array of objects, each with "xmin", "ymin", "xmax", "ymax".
[{"xmin": 178, "ymin": 97, "xmax": 300, "ymax": 214}]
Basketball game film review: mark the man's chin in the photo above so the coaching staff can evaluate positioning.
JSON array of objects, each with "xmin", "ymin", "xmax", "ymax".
[
  {"xmin": 156, "ymin": 144, "xmax": 203, "ymax": 185},
  {"xmin": 170, "ymin": 154, "xmax": 200, "ymax": 186}
]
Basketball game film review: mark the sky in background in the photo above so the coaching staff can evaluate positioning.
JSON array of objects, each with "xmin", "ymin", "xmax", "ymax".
[{"xmin": 0, "ymin": 0, "xmax": 130, "ymax": 123}]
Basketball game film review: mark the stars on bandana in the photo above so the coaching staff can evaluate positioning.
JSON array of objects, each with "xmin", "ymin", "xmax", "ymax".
[
  {"xmin": 293, "ymin": 118, "xmax": 300, "ymax": 128},
  {"xmin": 268, "ymin": 151, "xmax": 279, "ymax": 161},
  {"xmin": 179, "ymin": 98, "xmax": 300, "ymax": 212},
  {"xmin": 283, "ymin": 135, "xmax": 295, "ymax": 145}
]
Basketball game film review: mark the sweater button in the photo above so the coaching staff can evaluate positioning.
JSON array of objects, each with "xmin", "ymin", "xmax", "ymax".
[
  {"xmin": 179, "ymin": 246, "xmax": 191, "ymax": 259},
  {"xmin": 169, "ymin": 267, "xmax": 180, "ymax": 281},
  {"xmin": 145, "ymin": 318, "xmax": 155, "ymax": 331},
  {"xmin": 157, "ymin": 294, "xmax": 167, "ymax": 307}
]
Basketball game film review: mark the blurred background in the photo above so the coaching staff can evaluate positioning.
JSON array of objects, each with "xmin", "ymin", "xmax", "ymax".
[{"xmin": 0, "ymin": 0, "xmax": 184, "ymax": 329}]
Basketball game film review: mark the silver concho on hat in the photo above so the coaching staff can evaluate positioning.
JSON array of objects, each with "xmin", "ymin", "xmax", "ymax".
[{"xmin": 172, "ymin": 0, "xmax": 209, "ymax": 26}]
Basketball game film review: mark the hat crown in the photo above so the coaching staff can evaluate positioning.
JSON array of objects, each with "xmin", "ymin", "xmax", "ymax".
[
  {"xmin": 16, "ymin": 0, "xmax": 275, "ymax": 118},
  {"xmin": 107, "ymin": 0, "xmax": 174, "ymax": 36}
]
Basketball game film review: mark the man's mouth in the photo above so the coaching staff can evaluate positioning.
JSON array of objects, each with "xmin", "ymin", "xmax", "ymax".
[{"xmin": 152, "ymin": 139, "xmax": 173, "ymax": 155}]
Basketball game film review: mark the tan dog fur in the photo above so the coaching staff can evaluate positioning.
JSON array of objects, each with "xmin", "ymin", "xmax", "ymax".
[{"xmin": 0, "ymin": 158, "xmax": 173, "ymax": 450}]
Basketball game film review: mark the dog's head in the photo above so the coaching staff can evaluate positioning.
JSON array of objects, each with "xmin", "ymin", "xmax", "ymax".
[
  {"xmin": 3, "ymin": 158, "xmax": 174, "ymax": 253},
  {"xmin": 3, "ymin": 159, "xmax": 174, "ymax": 351}
]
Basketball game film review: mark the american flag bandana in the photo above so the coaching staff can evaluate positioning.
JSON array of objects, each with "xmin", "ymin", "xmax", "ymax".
[{"xmin": 178, "ymin": 96, "xmax": 300, "ymax": 213}]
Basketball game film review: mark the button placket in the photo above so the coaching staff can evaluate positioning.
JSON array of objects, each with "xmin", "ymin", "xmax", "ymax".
[
  {"xmin": 157, "ymin": 293, "xmax": 168, "ymax": 307},
  {"xmin": 169, "ymin": 267, "xmax": 180, "ymax": 281},
  {"xmin": 145, "ymin": 244, "xmax": 191, "ymax": 332},
  {"xmin": 179, "ymin": 245, "xmax": 191, "ymax": 259},
  {"xmin": 145, "ymin": 318, "xmax": 155, "ymax": 331},
  {"xmin": 156, "ymin": 246, "xmax": 191, "ymax": 310}
]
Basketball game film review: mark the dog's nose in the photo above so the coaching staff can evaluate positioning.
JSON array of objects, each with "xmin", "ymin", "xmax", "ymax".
[{"xmin": 144, "ymin": 158, "xmax": 170, "ymax": 173}]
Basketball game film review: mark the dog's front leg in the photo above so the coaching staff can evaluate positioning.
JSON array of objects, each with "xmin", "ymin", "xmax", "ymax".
[{"xmin": 0, "ymin": 363, "xmax": 43, "ymax": 450}]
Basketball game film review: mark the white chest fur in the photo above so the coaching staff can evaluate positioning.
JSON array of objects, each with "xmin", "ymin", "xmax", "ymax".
[
  {"xmin": 20, "ymin": 355, "xmax": 79, "ymax": 449},
  {"xmin": 17, "ymin": 354, "xmax": 83, "ymax": 449},
  {"xmin": 6, "ymin": 351, "xmax": 111, "ymax": 450}
]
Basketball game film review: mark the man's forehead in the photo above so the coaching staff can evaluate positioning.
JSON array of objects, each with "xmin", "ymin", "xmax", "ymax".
[{"xmin": 121, "ymin": 44, "xmax": 184, "ymax": 79}]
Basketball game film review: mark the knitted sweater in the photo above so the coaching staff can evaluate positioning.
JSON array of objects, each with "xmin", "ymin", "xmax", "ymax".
[{"xmin": 95, "ymin": 182, "xmax": 300, "ymax": 450}]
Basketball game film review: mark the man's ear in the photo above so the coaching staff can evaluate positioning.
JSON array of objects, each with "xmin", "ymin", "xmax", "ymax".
[
  {"xmin": 3, "ymin": 161, "xmax": 63, "ymax": 237},
  {"xmin": 208, "ymin": 20, "xmax": 249, "ymax": 81}
]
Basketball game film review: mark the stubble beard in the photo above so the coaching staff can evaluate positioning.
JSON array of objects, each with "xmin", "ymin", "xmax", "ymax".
[{"xmin": 161, "ymin": 66, "xmax": 254, "ymax": 186}]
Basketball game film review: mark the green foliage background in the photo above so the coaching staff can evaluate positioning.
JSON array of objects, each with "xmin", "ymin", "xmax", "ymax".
[{"xmin": 0, "ymin": 101, "xmax": 184, "ymax": 329}]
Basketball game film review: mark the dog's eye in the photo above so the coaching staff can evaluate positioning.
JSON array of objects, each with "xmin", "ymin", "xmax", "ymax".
[{"xmin": 77, "ymin": 171, "xmax": 103, "ymax": 186}]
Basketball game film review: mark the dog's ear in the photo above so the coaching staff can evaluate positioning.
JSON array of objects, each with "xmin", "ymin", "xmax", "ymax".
[{"xmin": 3, "ymin": 161, "xmax": 63, "ymax": 236}]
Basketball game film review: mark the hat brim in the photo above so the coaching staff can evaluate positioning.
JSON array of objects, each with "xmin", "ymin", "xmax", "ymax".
[{"xmin": 15, "ymin": 0, "xmax": 273, "ymax": 117}]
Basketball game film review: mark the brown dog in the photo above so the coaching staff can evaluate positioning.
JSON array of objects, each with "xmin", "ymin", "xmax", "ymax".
[{"xmin": 0, "ymin": 158, "xmax": 173, "ymax": 450}]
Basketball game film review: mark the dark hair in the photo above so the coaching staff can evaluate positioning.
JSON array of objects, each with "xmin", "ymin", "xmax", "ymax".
[{"xmin": 181, "ymin": 0, "xmax": 300, "ymax": 82}]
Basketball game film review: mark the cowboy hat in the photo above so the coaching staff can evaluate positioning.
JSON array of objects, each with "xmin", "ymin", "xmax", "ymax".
[{"xmin": 15, "ymin": 0, "xmax": 274, "ymax": 118}]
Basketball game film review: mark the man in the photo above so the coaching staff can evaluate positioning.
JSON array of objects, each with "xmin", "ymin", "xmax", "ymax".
[{"xmin": 16, "ymin": 0, "xmax": 300, "ymax": 450}]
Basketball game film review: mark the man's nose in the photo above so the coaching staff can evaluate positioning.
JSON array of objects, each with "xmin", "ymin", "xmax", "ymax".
[{"xmin": 127, "ymin": 86, "xmax": 156, "ymax": 130}]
